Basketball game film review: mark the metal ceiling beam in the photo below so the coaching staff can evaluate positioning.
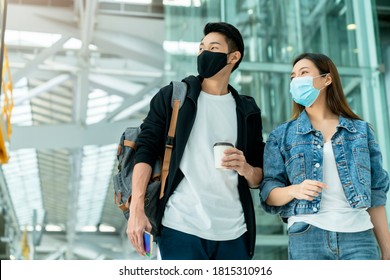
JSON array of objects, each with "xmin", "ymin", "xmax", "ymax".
[
  {"xmin": 7, "ymin": 53, "xmax": 163, "ymax": 78},
  {"xmin": 6, "ymin": 9, "xmax": 164, "ymax": 82},
  {"xmin": 240, "ymin": 61, "xmax": 365, "ymax": 76},
  {"xmin": 66, "ymin": 149, "xmax": 82, "ymax": 260},
  {"xmin": 92, "ymin": 30, "xmax": 164, "ymax": 69},
  {"xmin": 111, "ymin": 95, "xmax": 153, "ymax": 121},
  {"xmin": 89, "ymin": 81, "xmax": 131, "ymax": 99},
  {"xmin": 95, "ymin": 14, "xmax": 164, "ymax": 45},
  {"xmin": 80, "ymin": 0, "xmax": 97, "ymax": 57},
  {"xmin": 304, "ymin": 0, "xmax": 328, "ymax": 26},
  {"xmin": 103, "ymin": 77, "xmax": 162, "ymax": 122},
  {"xmin": 73, "ymin": 1, "xmax": 97, "ymax": 125},
  {"xmin": 90, "ymin": 67, "xmax": 162, "ymax": 78},
  {"xmin": 89, "ymin": 74, "xmax": 144, "ymax": 96},
  {"xmin": 14, "ymin": 74, "xmax": 71, "ymax": 106},
  {"xmin": 11, "ymin": 120, "xmax": 141, "ymax": 150},
  {"xmin": 44, "ymin": 246, "xmax": 66, "ymax": 260},
  {"xmin": 7, "ymin": 4, "xmax": 77, "ymax": 35},
  {"xmin": 11, "ymin": 36, "xmax": 71, "ymax": 84},
  {"xmin": 4, "ymin": 1, "xmax": 166, "ymax": 261},
  {"xmin": 343, "ymin": 78, "xmax": 361, "ymax": 97},
  {"xmin": 73, "ymin": 68, "xmax": 89, "ymax": 125},
  {"xmin": 70, "ymin": 2, "xmax": 98, "ymax": 252}
]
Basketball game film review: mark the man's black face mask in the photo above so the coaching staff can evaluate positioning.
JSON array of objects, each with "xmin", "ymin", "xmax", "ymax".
[{"xmin": 197, "ymin": 50, "xmax": 229, "ymax": 78}]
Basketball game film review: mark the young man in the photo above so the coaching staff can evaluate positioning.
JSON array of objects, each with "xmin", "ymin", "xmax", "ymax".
[{"xmin": 127, "ymin": 22, "xmax": 265, "ymax": 260}]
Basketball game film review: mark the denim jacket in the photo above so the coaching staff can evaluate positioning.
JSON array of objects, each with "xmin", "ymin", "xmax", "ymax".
[{"xmin": 260, "ymin": 110, "xmax": 389, "ymax": 220}]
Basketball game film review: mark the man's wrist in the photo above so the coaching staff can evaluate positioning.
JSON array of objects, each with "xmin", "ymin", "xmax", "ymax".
[
  {"xmin": 244, "ymin": 164, "xmax": 260, "ymax": 188},
  {"xmin": 243, "ymin": 163, "xmax": 253, "ymax": 179},
  {"xmin": 130, "ymin": 195, "xmax": 145, "ymax": 212}
]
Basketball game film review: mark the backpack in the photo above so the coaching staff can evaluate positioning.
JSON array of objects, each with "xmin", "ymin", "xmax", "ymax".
[{"xmin": 113, "ymin": 81, "xmax": 187, "ymax": 236}]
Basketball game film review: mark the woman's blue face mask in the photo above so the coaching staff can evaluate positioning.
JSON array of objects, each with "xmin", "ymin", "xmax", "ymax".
[{"xmin": 290, "ymin": 74, "xmax": 328, "ymax": 107}]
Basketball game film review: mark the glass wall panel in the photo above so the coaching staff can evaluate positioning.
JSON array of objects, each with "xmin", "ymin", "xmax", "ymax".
[
  {"xmin": 222, "ymin": 0, "xmax": 360, "ymax": 66},
  {"xmin": 164, "ymin": 0, "xmax": 390, "ymax": 259}
]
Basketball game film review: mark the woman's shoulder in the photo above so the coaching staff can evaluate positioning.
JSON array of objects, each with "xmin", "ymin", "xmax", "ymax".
[
  {"xmin": 268, "ymin": 119, "xmax": 298, "ymax": 139},
  {"xmin": 344, "ymin": 117, "xmax": 371, "ymax": 132},
  {"xmin": 349, "ymin": 117, "xmax": 368, "ymax": 125}
]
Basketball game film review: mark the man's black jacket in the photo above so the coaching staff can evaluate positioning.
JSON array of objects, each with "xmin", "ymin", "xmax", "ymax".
[{"xmin": 134, "ymin": 75, "xmax": 265, "ymax": 257}]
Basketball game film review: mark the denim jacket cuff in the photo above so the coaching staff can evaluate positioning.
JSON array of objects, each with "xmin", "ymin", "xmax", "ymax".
[
  {"xmin": 260, "ymin": 181, "xmax": 285, "ymax": 214},
  {"xmin": 370, "ymin": 189, "xmax": 388, "ymax": 207}
]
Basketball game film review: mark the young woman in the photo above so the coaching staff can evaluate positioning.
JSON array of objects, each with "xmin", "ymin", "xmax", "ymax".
[{"xmin": 260, "ymin": 53, "xmax": 390, "ymax": 260}]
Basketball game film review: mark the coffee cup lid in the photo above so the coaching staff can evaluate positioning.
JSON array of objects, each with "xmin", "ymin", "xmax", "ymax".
[{"xmin": 213, "ymin": 142, "xmax": 234, "ymax": 147}]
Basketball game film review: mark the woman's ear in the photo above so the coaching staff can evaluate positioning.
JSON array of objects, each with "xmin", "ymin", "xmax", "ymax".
[{"xmin": 325, "ymin": 74, "xmax": 333, "ymax": 86}]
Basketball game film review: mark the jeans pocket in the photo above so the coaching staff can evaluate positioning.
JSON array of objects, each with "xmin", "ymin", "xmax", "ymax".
[{"xmin": 288, "ymin": 222, "xmax": 311, "ymax": 236}]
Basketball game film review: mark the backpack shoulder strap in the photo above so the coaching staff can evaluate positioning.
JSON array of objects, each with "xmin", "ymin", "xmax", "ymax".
[
  {"xmin": 171, "ymin": 81, "xmax": 187, "ymax": 109},
  {"xmin": 160, "ymin": 81, "xmax": 187, "ymax": 198}
]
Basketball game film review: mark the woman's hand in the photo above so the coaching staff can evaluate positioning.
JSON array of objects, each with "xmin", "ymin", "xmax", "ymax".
[{"xmin": 289, "ymin": 179, "xmax": 328, "ymax": 201}]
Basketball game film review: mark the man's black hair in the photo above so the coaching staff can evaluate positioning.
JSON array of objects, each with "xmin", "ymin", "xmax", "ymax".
[{"xmin": 203, "ymin": 22, "xmax": 244, "ymax": 72}]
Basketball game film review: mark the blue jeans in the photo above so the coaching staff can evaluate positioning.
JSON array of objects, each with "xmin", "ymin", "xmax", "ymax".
[
  {"xmin": 157, "ymin": 226, "xmax": 251, "ymax": 260},
  {"xmin": 288, "ymin": 222, "xmax": 380, "ymax": 260}
]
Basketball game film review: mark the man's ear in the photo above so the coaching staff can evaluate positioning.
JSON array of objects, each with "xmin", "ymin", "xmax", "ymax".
[{"xmin": 228, "ymin": 51, "xmax": 241, "ymax": 65}]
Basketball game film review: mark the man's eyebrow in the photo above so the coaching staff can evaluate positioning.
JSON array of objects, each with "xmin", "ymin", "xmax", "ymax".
[{"xmin": 199, "ymin": 41, "xmax": 222, "ymax": 45}]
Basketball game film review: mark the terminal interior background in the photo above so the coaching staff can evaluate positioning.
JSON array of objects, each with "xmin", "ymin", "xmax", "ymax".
[{"xmin": 0, "ymin": 0, "xmax": 389, "ymax": 260}]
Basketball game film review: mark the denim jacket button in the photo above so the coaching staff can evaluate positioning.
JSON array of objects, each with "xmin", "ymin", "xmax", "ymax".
[{"xmin": 315, "ymin": 163, "xmax": 320, "ymax": 168}]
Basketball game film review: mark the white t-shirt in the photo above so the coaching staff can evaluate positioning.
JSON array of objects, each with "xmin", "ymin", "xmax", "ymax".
[
  {"xmin": 162, "ymin": 91, "xmax": 247, "ymax": 241},
  {"xmin": 288, "ymin": 142, "xmax": 373, "ymax": 232}
]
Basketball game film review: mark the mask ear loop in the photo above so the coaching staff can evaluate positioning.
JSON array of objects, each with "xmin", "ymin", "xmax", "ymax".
[
  {"xmin": 226, "ymin": 50, "xmax": 238, "ymax": 65},
  {"xmin": 317, "ymin": 73, "xmax": 330, "ymax": 91},
  {"xmin": 323, "ymin": 73, "xmax": 331, "ymax": 87}
]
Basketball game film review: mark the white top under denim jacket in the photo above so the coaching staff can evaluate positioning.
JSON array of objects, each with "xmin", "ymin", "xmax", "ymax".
[
  {"xmin": 260, "ymin": 110, "xmax": 390, "ymax": 221},
  {"xmin": 288, "ymin": 142, "xmax": 373, "ymax": 232}
]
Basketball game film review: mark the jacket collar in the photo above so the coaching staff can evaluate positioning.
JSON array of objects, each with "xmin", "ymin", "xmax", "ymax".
[
  {"xmin": 296, "ymin": 110, "xmax": 315, "ymax": 134},
  {"xmin": 337, "ymin": 115, "xmax": 358, "ymax": 133},
  {"xmin": 182, "ymin": 75, "xmax": 202, "ymax": 102},
  {"xmin": 296, "ymin": 110, "xmax": 357, "ymax": 134}
]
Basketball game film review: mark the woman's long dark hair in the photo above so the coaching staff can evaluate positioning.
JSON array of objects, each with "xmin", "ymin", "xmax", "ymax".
[{"xmin": 291, "ymin": 53, "xmax": 362, "ymax": 121}]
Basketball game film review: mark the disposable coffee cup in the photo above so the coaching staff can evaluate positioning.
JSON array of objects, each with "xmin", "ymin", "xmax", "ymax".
[{"xmin": 213, "ymin": 142, "xmax": 234, "ymax": 169}]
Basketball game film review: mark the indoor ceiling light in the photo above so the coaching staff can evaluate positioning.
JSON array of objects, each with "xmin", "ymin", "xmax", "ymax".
[{"xmin": 347, "ymin": 23, "xmax": 357, "ymax": 30}]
